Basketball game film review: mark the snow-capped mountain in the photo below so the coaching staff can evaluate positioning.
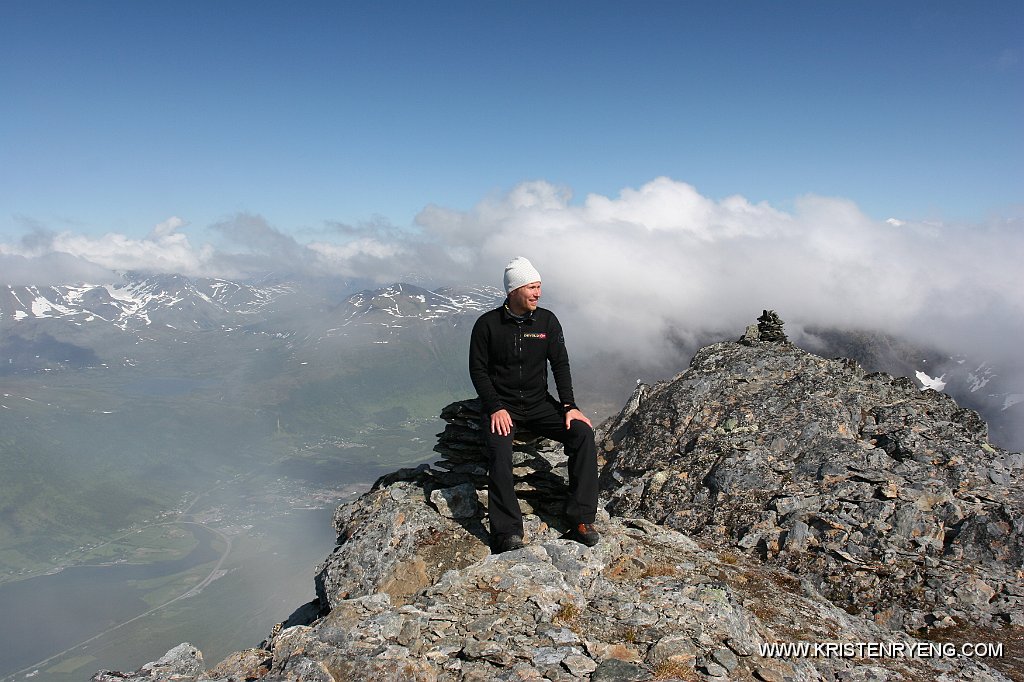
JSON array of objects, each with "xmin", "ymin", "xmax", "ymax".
[
  {"xmin": 0, "ymin": 273, "xmax": 295, "ymax": 332},
  {"xmin": 1, "ymin": 274, "xmax": 503, "ymax": 335},
  {"xmin": 0, "ymin": 275, "xmax": 505, "ymax": 373},
  {"xmin": 338, "ymin": 283, "xmax": 502, "ymax": 326}
]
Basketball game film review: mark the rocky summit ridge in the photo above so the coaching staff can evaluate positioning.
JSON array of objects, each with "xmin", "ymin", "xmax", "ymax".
[{"xmin": 96, "ymin": 313, "xmax": 1023, "ymax": 682}]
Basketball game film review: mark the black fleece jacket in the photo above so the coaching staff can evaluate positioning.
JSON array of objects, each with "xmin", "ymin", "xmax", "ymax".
[{"xmin": 468, "ymin": 303, "xmax": 577, "ymax": 417}]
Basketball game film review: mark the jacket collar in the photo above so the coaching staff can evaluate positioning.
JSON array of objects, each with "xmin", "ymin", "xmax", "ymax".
[{"xmin": 501, "ymin": 299, "xmax": 535, "ymax": 323}]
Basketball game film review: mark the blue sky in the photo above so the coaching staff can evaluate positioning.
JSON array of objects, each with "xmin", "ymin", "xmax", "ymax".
[
  {"xmin": 2, "ymin": 0, "xmax": 1021, "ymax": 242},
  {"xmin": 1, "ymin": 2, "xmax": 1023, "ymax": 433}
]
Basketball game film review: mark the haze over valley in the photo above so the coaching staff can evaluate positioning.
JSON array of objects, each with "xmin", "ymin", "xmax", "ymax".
[{"xmin": 0, "ymin": 276, "xmax": 499, "ymax": 679}]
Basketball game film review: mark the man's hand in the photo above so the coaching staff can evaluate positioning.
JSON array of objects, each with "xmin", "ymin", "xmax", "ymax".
[
  {"xmin": 490, "ymin": 409, "xmax": 514, "ymax": 436},
  {"xmin": 565, "ymin": 408, "xmax": 592, "ymax": 430}
]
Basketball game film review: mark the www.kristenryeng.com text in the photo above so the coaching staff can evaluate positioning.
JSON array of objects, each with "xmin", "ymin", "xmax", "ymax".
[{"xmin": 759, "ymin": 641, "xmax": 1004, "ymax": 659}]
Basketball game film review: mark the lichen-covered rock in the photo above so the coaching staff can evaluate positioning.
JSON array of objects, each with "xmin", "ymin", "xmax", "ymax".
[
  {"xmin": 314, "ymin": 479, "xmax": 490, "ymax": 610},
  {"xmin": 599, "ymin": 336, "xmax": 1024, "ymax": 632},
  {"xmin": 125, "ymin": 512, "xmax": 1014, "ymax": 680},
  {"xmin": 430, "ymin": 482, "xmax": 479, "ymax": 519},
  {"xmin": 200, "ymin": 648, "xmax": 271, "ymax": 681}
]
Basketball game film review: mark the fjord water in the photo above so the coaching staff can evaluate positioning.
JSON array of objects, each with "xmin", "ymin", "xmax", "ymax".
[
  {"xmin": 0, "ymin": 508, "xmax": 339, "ymax": 682},
  {"xmin": 0, "ymin": 524, "xmax": 221, "ymax": 677}
]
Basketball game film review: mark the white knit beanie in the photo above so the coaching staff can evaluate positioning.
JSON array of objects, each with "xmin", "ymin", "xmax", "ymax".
[{"xmin": 503, "ymin": 257, "xmax": 542, "ymax": 294}]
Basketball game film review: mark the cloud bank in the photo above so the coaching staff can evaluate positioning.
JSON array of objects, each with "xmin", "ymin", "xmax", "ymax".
[
  {"xmin": 3, "ymin": 176, "xmax": 1021, "ymax": 380},
  {"xmin": 416, "ymin": 178, "xmax": 1022, "ymax": 370}
]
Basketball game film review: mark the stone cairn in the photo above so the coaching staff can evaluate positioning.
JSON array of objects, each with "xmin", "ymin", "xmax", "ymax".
[
  {"xmin": 757, "ymin": 309, "xmax": 788, "ymax": 342},
  {"xmin": 740, "ymin": 308, "xmax": 788, "ymax": 344},
  {"xmin": 431, "ymin": 399, "xmax": 571, "ymax": 516}
]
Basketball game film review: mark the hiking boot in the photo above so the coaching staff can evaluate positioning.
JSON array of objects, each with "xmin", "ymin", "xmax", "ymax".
[
  {"xmin": 494, "ymin": 534, "xmax": 526, "ymax": 553},
  {"xmin": 564, "ymin": 522, "xmax": 600, "ymax": 547}
]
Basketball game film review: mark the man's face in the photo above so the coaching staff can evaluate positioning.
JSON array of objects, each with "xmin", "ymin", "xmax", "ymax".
[{"xmin": 508, "ymin": 281, "xmax": 541, "ymax": 315}]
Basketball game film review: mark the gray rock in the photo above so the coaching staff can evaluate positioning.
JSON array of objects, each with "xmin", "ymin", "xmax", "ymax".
[
  {"xmin": 430, "ymin": 482, "xmax": 479, "ymax": 518},
  {"xmin": 647, "ymin": 633, "xmax": 697, "ymax": 666},
  {"xmin": 562, "ymin": 653, "xmax": 598, "ymax": 676},
  {"xmin": 93, "ymin": 643, "xmax": 204, "ymax": 681},
  {"xmin": 272, "ymin": 656, "xmax": 335, "ymax": 682},
  {"xmin": 590, "ymin": 658, "xmax": 649, "ymax": 682},
  {"xmin": 703, "ymin": 660, "xmax": 729, "ymax": 677},
  {"xmin": 756, "ymin": 309, "xmax": 788, "ymax": 343},
  {"xmin": 711, "ymin": 646, "xmax": 738, "ymax": 671},
  {"xmin": 753, "ymin": 667, "xmax": 786, "ymax": 682}
]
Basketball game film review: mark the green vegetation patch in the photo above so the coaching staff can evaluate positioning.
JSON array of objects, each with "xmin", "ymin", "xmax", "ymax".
[{"xmin": 46, "ymin": 653, "xmax": 97, "ymax": 674}]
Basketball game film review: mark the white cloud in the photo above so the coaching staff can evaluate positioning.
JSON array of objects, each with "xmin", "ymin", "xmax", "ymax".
[
  {"xmin": 0, "ymin": 252, "xmax": 116, "ymax": 285},
  {"xmin": 148, "ymin": 216, "xmax": 187, "ymax": 240},
  {"xmin": 411, "ymin": 179, "xmax": 1023, "ymax": 387},
  {"xmin": 307, "ymin": 238, "xmax": 411, "ymax": 278},
  {"xmin": 46, "ymin": 230, "xmax": 218, "ymax": 277},
  {"xmin": 2, "ymin": 178, "xmax": 1020, "ymax": 380},
  {"xmin": 1, "ymin": 219, "xmax": 215, "ymax": 282}
]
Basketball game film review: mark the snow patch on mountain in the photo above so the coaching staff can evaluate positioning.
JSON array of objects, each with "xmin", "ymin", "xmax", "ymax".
[
  {"xmin": 31, "ymin": 295, "xmax": 66, "ymax": 318},
  {"xmin": 967, "ymin": 362, "xmax": 996, "ymax": 392},
  {"xmin": 915, "ymin": 370, "xmax": 947, "ymax": 391}
]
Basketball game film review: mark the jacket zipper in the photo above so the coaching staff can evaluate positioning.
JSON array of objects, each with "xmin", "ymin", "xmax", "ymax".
[{"xmin": 516, "ymin": 322, "xmax": 524, "ymax": 410}]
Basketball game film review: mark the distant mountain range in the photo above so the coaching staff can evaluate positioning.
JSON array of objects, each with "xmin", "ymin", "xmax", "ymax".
[
  {"xmin": 0, "ymin": 274, "xmax": 294, "ymax": 332},
  {"xmin": 0, "ymin": 274, "xmax": 502, "ymax": 337},
  {"xmin": 339, "ymin": 283, "xmax": 503, "ymax": 326},
  {"xmin": 1, "ymin": 272, "xmax": 1019, "ymax": 449},
  {"xmin": 0, "ymin": 273, "xmax": 503, "ymax": 374}
]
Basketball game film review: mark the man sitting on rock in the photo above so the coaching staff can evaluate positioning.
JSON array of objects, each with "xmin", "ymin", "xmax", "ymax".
[{"xmin": 469, "ymin": 256, "xmax": 600, "ymax": 552}]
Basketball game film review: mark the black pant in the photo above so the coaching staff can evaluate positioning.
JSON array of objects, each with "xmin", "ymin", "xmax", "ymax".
[{"xmin": 481, "ymin": 398, "xmax": 598, "ymax": 541}]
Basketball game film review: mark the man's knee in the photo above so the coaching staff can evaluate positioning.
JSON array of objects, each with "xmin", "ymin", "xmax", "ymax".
[
  {"xmin": 566, "ymin": 420, "xmax": 596, "ymax": 449},
  {"xmin": 567, "ymin": 419, "xmax": 593, "ymax": 436}
]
